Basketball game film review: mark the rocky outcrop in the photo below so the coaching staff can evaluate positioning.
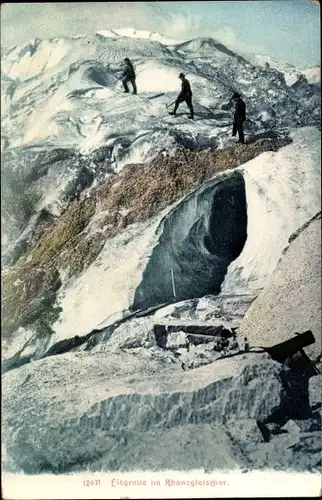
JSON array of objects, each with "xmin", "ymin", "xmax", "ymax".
[
  {"xmin": 154, "ymin": 294, "xmax": 256, "ymax": 325},
  {"xmin": 2, "ymin": 350, "xmax": 320, "ymax": 474},
  {"xmin": 238, "ymin": 212, "xmax": 321, "ymax": 359},
  {"xmin": 152, "ymin": 293, "xmax": 256, "ymax": 350}
]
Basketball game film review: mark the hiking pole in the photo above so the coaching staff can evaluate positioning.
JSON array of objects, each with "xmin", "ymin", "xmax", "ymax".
[{"xmin": 166, "ymin": 100, "xmax": 176, "ymax": 109}]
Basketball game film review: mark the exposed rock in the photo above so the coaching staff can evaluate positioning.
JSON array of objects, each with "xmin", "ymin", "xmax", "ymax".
[
  {"xmin": 153, "ymin": 294, "xmax": 256, "ymax": 351},
  {"xmin": 92, "ymin": 316, "xmax": 156, "ymax": 351},
  {"xmin": 154, "ymin": 294, "xmax": 256, "ymax": 324},
  {"xmin": 96, "ymin": 137, "xmax": 291, "ymax": 240},
  {"xmin": 239, "ymin": 212, "xmax": 321, "ymax": 359},
  {"xmin": 167, "ymin": 331, "xmax": 189, "ymax": 349},
  {"xmin": 1, "ymin": 263, "xmax": 62, "ymax": 339},
  {"xmin": 242, "ymin": 431, "xmax": 321, "ymax": 472},
  {"xmin": 3, "ymin": 352, "xmax": 286, "ymax": 473},
  {"xmin": 3, "ymin": 350, "xmax": 320, "ymax": 474}
]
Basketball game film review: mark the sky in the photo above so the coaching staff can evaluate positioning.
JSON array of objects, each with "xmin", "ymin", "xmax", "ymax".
[{"xmin": 1, "ymin": 1, "xmax": 320, "ymax": 67}]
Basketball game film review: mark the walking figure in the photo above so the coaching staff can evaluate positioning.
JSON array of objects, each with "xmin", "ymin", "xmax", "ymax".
[
  {"xmin": 169, "ymin": 73, "xmax": 194, "ymax": 120},
  {"xmin": 232, "ymin": 92, "xmax": 246, "ymax": 143},
  {"xmin": 122, "ymin": 57, "xmax": 137, "ymax": 95}
]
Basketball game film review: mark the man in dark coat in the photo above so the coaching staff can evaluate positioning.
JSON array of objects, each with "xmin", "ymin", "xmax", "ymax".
[
  {"xmin": 232, "ymin": 92, "xmax": 246, "ymax": 143},
  {"xmin": 122, "ymin": 57, "xmax": 137, "ymax": 94},
  {"xmin": 169, "ymin": 73, "xmax": 194, "ymax": 119}
]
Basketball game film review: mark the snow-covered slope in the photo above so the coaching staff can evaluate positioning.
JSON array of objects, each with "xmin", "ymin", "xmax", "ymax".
[
  {"xmin": 2, "ymin": 32, "xmax": 320, "ymax": 156},
  {"xmin": 250, "ymin": 54, "xmax": 320, "ymax": 87},
  {"xmin": 97, "ymin": 27, "xmax": 185, "ymax": 46},
  {"xmin": 220, "ymin": 127, "xmax": 321, "ymax": 295},
  {"xmin": 301, "ymin": 65, "xmax": 320, "ymax": 85}
]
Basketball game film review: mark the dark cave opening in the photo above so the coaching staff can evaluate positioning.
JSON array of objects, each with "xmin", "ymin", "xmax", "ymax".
[
  {"xmin": 133, "ymin": 171, "xmax": 248, "ymax": 310},
  {"xmin": 204, "ymin": 179, "xmax": 247, "ymax": 261}
]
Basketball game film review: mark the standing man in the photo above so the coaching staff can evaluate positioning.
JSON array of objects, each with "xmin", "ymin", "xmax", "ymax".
[
  {"xmin": 122, "ymin": 57, "xmax": 137, "ymax": 95},
  {"xmin": 232, "ymin": 92, "xmax": 246, "ymax": 143},
  {"xmin": 169, "ymin": 73, "xmax": 194, "ymax": 120}
]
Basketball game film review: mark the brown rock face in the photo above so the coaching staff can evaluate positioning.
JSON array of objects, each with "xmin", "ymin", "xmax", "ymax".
[{"xmin": 238, "ymin": 212, "xmax": 321, "ymax": 359}]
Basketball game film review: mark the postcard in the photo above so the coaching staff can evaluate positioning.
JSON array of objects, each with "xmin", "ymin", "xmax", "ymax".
[{"xmin": 1, "ymin": 1, "xmax": 321, "ymax": 498}]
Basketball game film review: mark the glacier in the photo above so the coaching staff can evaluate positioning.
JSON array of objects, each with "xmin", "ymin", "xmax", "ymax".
[
  {"xmin": 1, "ymin": 30, "xmax": 320, "ymax": 253},
  {"xmin": 1, "ymin": 28, "xmax": 321, "ymax": 480},
  {"xmin": 49, "ymin": 128, "xmax": 320, "ymax": 341}
]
